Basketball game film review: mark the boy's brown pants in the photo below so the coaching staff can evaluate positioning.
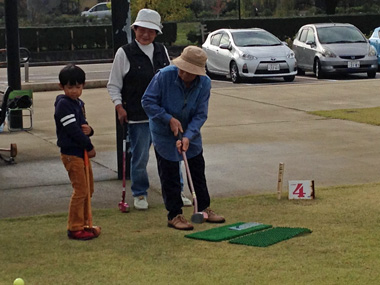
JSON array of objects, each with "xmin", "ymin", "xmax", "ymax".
[{"xmin": 61, "ymin": 154, "xmax": 94, "ymax": 231}]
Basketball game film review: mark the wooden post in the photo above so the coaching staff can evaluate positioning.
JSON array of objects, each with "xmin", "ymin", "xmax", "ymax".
[{"xmin": 277, "ymin": 162, "xmax": 284, "ymax": 200}]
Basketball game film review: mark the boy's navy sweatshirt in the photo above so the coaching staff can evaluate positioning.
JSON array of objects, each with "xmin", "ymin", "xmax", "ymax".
[{"xmin": 54, "ymin": 94, "xmax": 94, "ymax": 158}]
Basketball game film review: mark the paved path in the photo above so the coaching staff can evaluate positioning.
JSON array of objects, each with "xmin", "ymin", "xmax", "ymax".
[{"xmin": 1, "ymin": 67, "xmax": 380, "ymax": 218}]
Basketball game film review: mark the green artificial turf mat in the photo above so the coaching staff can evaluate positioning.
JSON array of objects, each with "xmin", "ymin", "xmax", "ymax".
[
  {"xmin": 229, "ymin": 227, "xmax": 312, "ymax": 247},
  {"xmin": 185, "ymin": 222, "xmax": 272, "ymax": 242}
]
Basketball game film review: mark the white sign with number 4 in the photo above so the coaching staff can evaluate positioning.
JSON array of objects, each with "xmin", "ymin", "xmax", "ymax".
[{"xmin": 288, "ymin": 180, "xmax": 315, "ymax": 200}]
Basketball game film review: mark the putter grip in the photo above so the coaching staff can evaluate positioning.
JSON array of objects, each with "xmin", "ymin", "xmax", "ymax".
[
  {"xmin": 177, "ymin": 132, "xmax": 183, "ymax": 141},
  {"xmin": 84, "ymin": 150, "xmax": 89, "ymax": 166}
]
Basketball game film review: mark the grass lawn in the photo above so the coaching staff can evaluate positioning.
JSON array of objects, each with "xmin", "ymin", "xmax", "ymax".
[
  {"xmin": 174, "ymin": 22, "xmax": 201, "ymax": 46},
  {"xmin": 2, "ymin": 107, "xmax": 380, "ymax": 284},
  {"xmin": 1, "ymin": 183, "xmax": 380, "ymax": 284},
  {"xmin": 309, "ymin": 107, "xmax": 380, "ymax": 126}
]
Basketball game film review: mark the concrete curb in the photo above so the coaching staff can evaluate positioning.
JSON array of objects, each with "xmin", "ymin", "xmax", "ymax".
[{"xmin": 22, "ymin": 79, "xmax": 108, "ymax": 92}]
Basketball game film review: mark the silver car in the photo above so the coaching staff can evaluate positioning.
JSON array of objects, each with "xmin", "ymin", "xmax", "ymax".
[
  {"xmin": 292, "ymin": 23, "xmax": 378, "ymax": 79},
  {"xmin": 202, "ymin": 28, "xmax": 297, "ymax": 83},
  {"xmin": 81, "ymin": 2, "xmax": 111, "ymax": 18}
]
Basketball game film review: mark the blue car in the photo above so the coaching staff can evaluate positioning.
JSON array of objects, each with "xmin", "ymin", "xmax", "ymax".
[{"xmin": 369, "ymin": 27, "xmax": 380, "ymax": 67}]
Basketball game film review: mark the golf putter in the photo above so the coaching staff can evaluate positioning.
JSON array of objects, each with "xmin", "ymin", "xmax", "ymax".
[
  {"xmin": 0, "ymin": 143, "xmax": 17, "ymax": 164},
  {"xmin": 118, "ymin": 124, "xmax": 130, "ymax": 213},
  {"xmin": 178, "ymin": 133, "xmax": 208, "ymax": 224},
  {"xmin": 84, "ymin": 150, "xmax": 93, "ymax": 228}
]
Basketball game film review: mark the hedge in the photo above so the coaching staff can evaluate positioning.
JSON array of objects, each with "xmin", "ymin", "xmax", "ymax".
[
  {"xmin": 0, "ymin": 22, "xmax": 177, "ymax": 53},
  {"xmin": 1, "ymin": 14, "xmax": 378, "ymax": 63},
  {"xmin": 202, "ymin": 14, "xmax": 380, "ymax": 41}
]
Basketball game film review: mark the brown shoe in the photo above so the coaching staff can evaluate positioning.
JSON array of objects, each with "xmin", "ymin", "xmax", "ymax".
[
  {"xmin": 168, "ymin": 214, "xmax": 194, "ymax": 230},
  {"xmin": 204, "ymin": 208, "xmax": 225, "ymax": 223}
]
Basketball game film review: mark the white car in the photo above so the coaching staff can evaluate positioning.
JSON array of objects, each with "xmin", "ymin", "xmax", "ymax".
[
  {"xmin": 202, "ymin": 28, "xmax": 297, "ymax": 83},
  {"xmin": 81, "ymin": 2, "xmax": 111, "ymax": 18}
]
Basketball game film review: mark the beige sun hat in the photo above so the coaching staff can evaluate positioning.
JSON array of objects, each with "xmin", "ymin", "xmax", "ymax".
[
  {"xmin": 172, "ymin": 46, "xmax": 208, "ymax": 76},
  {"xmin": 131, "ymin": 9, "xmax": 163, "ymax": 35}
]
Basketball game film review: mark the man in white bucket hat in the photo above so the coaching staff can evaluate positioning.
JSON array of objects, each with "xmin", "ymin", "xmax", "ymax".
[
  {"xmin": 108, "ymin": 9, "xmax": 192, "ymax": 210},
  {"xmin": 131, "ymin": 8, "xmax": 163, "ymax": 34},
  {"xmin": 108, "ymin": 9, "xmax": 170, "ymax": 211},
  {"xmin": 142, "ymin": 46, "xmax": 226, "ymax": 230}
]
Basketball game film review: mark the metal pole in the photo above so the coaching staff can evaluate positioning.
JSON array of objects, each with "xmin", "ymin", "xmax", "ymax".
[
  {"xmin": 24, "ymin": 62, "xmax": 29, "ymax": 83},
  {"xmin": 4, "ymin": 0, "xmax": 22, "ymax": 130},
  {"xmin": 111, "ymin": 0, "xmax": 131, "ymax": 180},
  {"xmin": 4, "ymin": 0, "xmax": 21, "ymax": 90}
]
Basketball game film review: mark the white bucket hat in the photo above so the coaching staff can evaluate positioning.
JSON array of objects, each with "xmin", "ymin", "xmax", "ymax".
[{"xmin": 131, "ymin": 9, "xmax": 163, "ymax": 35}]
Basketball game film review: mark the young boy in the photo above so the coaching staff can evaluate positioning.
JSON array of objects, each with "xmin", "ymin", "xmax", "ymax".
[{"xmin": 54, "ymin": 64, "xmax": 100, "ymax": 240}]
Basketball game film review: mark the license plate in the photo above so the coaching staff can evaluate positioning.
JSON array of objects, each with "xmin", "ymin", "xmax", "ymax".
[
  {"xmin": 348, "ymin": 61, "xmax": 360, "ymax": 68},
  {"xmin": 268, "ymin": 63, "xmax": 280, "ymax": 71}
]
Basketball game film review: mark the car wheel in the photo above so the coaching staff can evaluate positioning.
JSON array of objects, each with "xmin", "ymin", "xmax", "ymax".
[
  {"xmin": 367, "ymin": 71, "xmax": 376, "ymax": 79},
  {"xmin": 283, "ymin": 75, "xmax": 295, "ymax": 82},
  {"xmin": 315, "ymin": 59, "xmax": 324, "ymax": 79},
  {"xmin": 230, "ymin": 62, "xmax": 241, "ymax": 83}
]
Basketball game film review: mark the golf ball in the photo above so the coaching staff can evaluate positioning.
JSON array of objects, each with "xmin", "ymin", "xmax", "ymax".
[{"xmin": 13, "ymin": 278, "xmax": 25, "ymax": 285}]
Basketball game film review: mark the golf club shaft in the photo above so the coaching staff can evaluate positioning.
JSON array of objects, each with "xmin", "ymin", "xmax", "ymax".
[
  {"xmin": 84, "ymin": 150, "xmax": 93, "ymax": 228},
  {"xmin": 181, "ymin": 151, "xmax": 199, "ymax": 214},
  {"xmin": 122, "ymin": 137, "xmax": 126, "ymax": 201}
]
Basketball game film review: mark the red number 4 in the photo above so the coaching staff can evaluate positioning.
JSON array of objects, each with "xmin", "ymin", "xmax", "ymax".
[{"xmin": 292, "ymin": 183, "xmax": 305, "ymax": 198}]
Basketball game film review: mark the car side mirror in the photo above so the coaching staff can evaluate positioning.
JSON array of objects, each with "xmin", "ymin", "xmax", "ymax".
[
  {"xmin": 219, "ymin": 43, "xmax": 231, "ymax": 50},
  {"xmin": 306, "ymin": 40, "xmax": 316, "ymax": 47}
]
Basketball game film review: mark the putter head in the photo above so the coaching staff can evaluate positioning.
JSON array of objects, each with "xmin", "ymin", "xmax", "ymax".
[
  {"xmin": 191, "ymin": 212, "xmax": 208, "ymax": 224},
  {"xmin": 10, "ymin": 144, "xmax": 17, "ymax": 158},
  {"xmin": 118, "ymin": 202, "xmax": 130, "ymax": 213}
]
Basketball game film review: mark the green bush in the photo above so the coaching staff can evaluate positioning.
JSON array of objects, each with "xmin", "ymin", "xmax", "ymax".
[
  {"xmin": 186, "ymin": 30, "xmax": 202, "ymax": 45},
  {"xmin": 156, "ymin": 22, "xmax": 177, "ymax": 45}
]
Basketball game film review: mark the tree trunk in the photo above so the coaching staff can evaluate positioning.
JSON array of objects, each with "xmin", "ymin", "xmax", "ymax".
[{"xmin": 325, "ymin": 0, "xmax": 339, "ymax": 15}]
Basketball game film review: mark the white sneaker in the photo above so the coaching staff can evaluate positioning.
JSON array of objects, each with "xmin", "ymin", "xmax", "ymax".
[
  {"xmin": 181, "ymin": 192, "xmax": 192, "ymax": 207},
  {"xmin": 134, "ymin": 196, "xmax": 148, "ymax": 210}
]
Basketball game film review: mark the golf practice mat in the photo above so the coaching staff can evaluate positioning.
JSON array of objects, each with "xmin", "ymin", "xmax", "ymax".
[
  {"xmin": 185, "ymin": 222, "xmax": 272, "ymax": 242},
  {"xmin": 229, "ymin": 227, "xmax": 312, "ymax": 247}
]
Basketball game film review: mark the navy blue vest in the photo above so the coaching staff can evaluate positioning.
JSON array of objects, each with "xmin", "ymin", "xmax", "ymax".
[{"xmin": 121, "ymin": 41, "xmax": 170, "ymax": 121}]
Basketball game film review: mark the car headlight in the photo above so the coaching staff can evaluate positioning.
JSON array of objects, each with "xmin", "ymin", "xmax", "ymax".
[
  {"xmin": 287, "ymin": 51, "xmax": 295, "ymax": 59},
  {"xmin": 239, "ymin": 52, "xmax": 257, "ymax": 60},
  {"xmin": 369, "ymin": 45, "xmax": 377, "ymax": 57},
  {"xmin": 321, "ymin": 47, "xmax": 336, "ymax": 58}
]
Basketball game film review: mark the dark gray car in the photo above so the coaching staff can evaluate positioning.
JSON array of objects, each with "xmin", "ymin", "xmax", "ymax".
[{"xmin": 292, "ymin": 23, "xmax": 378, "ymax": 79}]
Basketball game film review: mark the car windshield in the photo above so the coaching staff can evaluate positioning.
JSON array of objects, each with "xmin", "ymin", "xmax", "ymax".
[
  {"xmin": 317, "ymin": 26, "xmax": 366, "ymax": 44},
  {"xmin": 231, "ymin": 30, "xmax": 282, "ymax": 47}
]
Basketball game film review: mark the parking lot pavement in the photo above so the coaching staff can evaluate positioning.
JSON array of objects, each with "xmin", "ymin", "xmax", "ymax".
[
  {"xmin": 0, "ymin": 63, "xmax": 112, "ymax": 91},
  {"xmin": 1, "ymin": 73, "xmax": 380, "ymax": 218}
]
